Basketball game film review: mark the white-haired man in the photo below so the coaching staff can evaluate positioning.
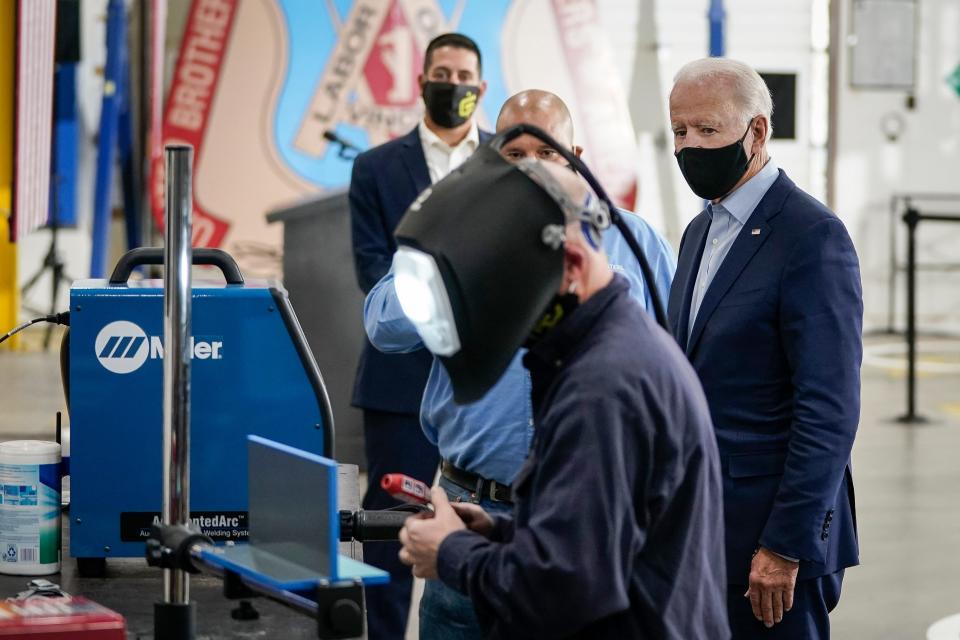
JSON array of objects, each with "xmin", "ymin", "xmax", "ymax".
[{"xmin": 667, "ymin": 57, "xmax": 863, "ymax": 639}]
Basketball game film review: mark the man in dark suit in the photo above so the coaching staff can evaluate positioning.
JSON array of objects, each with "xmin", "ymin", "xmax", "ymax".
[
  {"xmin": 667, "ymin": 57, "xmax": 863, "ymax": 639},
  {"xmin": 349, "ymin": 32, "xmax": 491, "ymax": 639}
]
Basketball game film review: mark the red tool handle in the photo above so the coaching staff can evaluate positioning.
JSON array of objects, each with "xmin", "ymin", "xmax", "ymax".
[{"xmin": 381, "ymin": 474, "xmax": 431, "ymax": 505}]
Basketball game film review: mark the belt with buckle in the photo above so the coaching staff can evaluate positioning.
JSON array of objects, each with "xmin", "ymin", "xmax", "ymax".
[{"xmin": 441, "ymin": 460, "xmax": 514, "ymax": 504}]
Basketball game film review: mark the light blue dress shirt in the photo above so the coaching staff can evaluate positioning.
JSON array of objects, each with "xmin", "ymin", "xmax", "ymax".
[
  {"xmin": 364, "ymin": 210, "xmax": 676, "ymax": 485},
  {"xmin": 688, "ymin": 159, "xmax": 780, "ymax": 340}
]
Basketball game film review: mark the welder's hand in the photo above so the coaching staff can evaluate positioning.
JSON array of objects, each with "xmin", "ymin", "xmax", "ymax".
[
  {"xmin": 398, "ymin": 487, "xmax": 466, "ymax": 579},
  {"xmin": 744, "ymin": 547, "xmax": 799, "ymax": 628},
  {"xmin": 450, "ymin": 502, "xmax": 495, "ymax": 537}
]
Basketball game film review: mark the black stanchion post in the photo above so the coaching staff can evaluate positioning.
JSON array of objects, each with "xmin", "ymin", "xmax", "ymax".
[{"xmin": 897, "ymin": 206, "xmax": 927, "ymax": 424}]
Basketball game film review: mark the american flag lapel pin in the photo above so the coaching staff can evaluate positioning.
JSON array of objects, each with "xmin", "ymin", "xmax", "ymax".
[{"xmin": 751, "ymin": 228, "xmax": 762, "ymax": 236}]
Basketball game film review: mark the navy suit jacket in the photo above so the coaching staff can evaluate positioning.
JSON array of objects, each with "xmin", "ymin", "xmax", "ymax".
[
  {"xmin": 350, "ymin": 126, "xmax": 492, "ymax": 414},
  {"xmin": 667, "ymin": 170, "xmax": 863, "ymax": 584}
]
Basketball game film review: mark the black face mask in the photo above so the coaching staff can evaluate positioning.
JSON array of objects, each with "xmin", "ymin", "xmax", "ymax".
[
  {"xmin": 675, "ymin": 121, "xmax": 755, "ymax": 200},
  {"xmin": 523, "ymin": 291, "xmax": 580, "ymax": 348},
  {"xmin": 422, "ymin": 81, "xmax": 480, "ymax": 128}
]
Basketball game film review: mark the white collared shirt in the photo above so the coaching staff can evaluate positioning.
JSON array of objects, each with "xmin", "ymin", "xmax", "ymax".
[{"xmin": 418, "ymin": 119, "xmax": 479, "ymax": 184}]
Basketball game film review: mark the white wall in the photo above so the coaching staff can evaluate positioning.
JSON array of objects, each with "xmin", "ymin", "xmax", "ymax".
[
  {"xmin": 599, "ymin": 0, "xmax": 823, "ymax": 244},
  {"xmin": 833, "ymin": 0, "xmax": 960, "ymax": 332}
]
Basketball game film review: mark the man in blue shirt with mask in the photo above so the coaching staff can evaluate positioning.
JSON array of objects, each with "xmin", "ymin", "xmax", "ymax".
[{"xmin": 363, "ymin": 89, "xmax": 675, "ymax": 639}]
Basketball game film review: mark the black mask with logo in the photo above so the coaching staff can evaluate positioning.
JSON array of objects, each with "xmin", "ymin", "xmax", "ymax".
[
  {"xmin": 422, "ymin": 81, "xmax": 480, "ymax": 128},
  {"xmin": 523, "ymin": 291, "xmax": 580, "ymax": 348},
  {"xmin": 675, "ymin": 121, "xmax": 756, "ymax": 201}
]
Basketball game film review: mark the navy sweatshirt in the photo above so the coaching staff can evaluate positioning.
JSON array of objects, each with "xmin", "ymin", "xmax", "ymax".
[{"xmin": 437, "ymin": 275, "xmax": 730, "ymax": 639}]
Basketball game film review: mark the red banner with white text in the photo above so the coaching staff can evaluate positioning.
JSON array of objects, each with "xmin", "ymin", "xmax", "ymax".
[{"xmin": 150, "ymin": 0, "xmax": 238, "ymax": 248}]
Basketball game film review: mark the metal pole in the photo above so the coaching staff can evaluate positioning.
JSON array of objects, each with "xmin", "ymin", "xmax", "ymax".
[
  {"xmin": 887, "ymin": 195, "xmax": 899, "ymax": 333},
  {"xmin": 144, "ymin": 0, "xmax": 167, "ymax": 248},
  {"xmin": 159, "ymin": 145, "xmax": 195, "ymax": 631},
  {"xmin": 708, "ymin": 0, "xmax": 725, "ymax": 57},
  {"xmin": 897, "ymin": 206, "xmax": 925, "ymax": 423},
  {"xmin": 89, "ymin": 0, "xmax": 125, "ymax": 277},
  {"xmin": 826, "ymin": 0, "xmax": 841, "ymax": 211},
  {"xmin": 137, "ymin": 0, "xmax": 150, "ymax": 248},
  {"xmin": 905, "ymin": 208, "xmax": 916, "ymax": 420},
  {"xmin": 627, "ymin": 0, "xmax": 683, "ymax": 247}
]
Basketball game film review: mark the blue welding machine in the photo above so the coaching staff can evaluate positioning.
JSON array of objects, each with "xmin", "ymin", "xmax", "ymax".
[{"xmin": 68, "ymin": 249, "xmax": 333, "ymax": 573}]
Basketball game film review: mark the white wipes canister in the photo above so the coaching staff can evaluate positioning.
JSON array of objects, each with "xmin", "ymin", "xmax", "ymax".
[{"xmin": 0, "ymin": 441, "xmax": 61, "ymax": 575}]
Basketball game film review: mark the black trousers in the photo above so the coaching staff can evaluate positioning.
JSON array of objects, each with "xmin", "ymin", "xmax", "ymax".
[
  {"xmin": 361, "ymin": 409, "xmax": 439, "ymax": 640},
  {"xmin": 727, "ymin": 571, "xmax": 844, "ymax": 640}
]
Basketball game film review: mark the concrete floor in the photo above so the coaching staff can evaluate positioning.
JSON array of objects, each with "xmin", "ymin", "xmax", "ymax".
[
  {"xmin": 1, "ymin": 329, "xmax": 958, "ymax": 638},
  {"xmin": 833, "ymin": 339, "xmax": 960, "ymax": 640}
]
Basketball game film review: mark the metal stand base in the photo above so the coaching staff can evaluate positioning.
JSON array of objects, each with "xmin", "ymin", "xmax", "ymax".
[
  {"xmin": 895, "ymin": 414, "xmax": 930, "ymax": 425},
  {"xmin": 20, "ymin": 224, "xmax": 74, "ymax": 350},
  {"xmin": 231, "ymin": 600, "xmax": 260, "ymax": 621},
  {"xmin": 316, "ymin": 583, "xmax": 364, "ymax": 640},
  {"xmin": 154, "ymin": 601, "xmax": 196, "ymax": 640}
]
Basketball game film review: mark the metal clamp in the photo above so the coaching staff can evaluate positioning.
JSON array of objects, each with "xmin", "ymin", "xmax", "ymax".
[
  {"xmin": 10, "ymin": 579, "xmax": 69, "ymax": 600},
  {"xmin": 146, "ymin": 523, "xmax": 212, "ymax": 574}
]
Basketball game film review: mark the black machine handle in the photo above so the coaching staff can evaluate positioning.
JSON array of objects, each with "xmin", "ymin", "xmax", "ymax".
[
  {"xmin": 109, "ymin": 247, "xmax": 245, "ymax": 285},
  {"xmin": 339, "ymin": 507, "xmax": 428, "ymax": 542}
]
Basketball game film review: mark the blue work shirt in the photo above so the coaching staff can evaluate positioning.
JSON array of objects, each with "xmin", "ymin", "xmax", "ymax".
[{"xmin": 363, "ymin": 210, "xmax": 676, "ymax": 485}]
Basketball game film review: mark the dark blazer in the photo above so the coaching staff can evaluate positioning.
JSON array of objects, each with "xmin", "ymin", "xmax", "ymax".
[
  {"xmin": 349, "ymin": 126, "xmax": 492, "ymax": 413},
  {"xmin": 667, "ymin": 170, "xmax": 863, "ymax": 584}
]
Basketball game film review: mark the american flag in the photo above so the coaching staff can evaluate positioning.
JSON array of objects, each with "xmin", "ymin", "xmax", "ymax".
[{"xmin": 12, "ymin": 0, "xmax": 56, "ymax": 241}]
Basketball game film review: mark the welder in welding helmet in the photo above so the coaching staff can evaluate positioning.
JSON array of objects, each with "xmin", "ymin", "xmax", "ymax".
[
  {"xmin": 395, "ymin": 135, "xmax": 729, "ymax": 638},
  {"xmin": 392, "ymin": 142, "xmax": 610, "ymax": 403}
]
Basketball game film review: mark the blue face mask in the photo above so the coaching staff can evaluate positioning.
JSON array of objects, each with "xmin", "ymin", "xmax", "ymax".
[{"xmin": 675, "ymin": 121, "xmax": 755, "ymax": 200}]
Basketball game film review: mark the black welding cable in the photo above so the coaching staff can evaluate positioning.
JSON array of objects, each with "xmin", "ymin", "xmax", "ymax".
[
  {"xmin": 0, "ymin": 312, "xmax": 70, "ymax": 345},
  {"xmin": 490, "ymin": 124, "xmax": 671, "ymax": 331}
]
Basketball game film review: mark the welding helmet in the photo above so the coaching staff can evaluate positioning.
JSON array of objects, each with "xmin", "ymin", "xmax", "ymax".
[{"xmin": 392, "ymin": 125, "xmax": 663, "ymax": 404}]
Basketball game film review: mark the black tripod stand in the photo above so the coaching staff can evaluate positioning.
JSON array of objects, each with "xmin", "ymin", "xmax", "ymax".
[{"xmin": 20, "ymin": 178, "xmax": 75, "ymax": 350}]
